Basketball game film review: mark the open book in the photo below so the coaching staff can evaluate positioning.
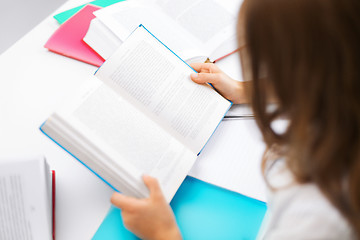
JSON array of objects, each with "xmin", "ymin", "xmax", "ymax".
[
  {"xmin": 0, "ymin": 156, "xmax": 55, "ymax": 240},
  {"xmin": 84, "ymin": 0, "xmax": 242, "ymax": 63},
  {"xmin": 41, "ymin": 25, "xmax": 231, "ymax": 202}
]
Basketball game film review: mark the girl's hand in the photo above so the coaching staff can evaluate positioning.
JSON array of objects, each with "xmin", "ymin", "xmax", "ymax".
[
  {"xmin": 111, "ymin": 175, "xmax": 182, "ymax": 240},
  {"xmin": 190, "ymin": 63, "xmax": 251, "ymax": 104}
]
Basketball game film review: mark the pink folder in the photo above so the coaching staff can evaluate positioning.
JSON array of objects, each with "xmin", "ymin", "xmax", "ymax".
[{"xmin": 45, "ymin": 5, "xmax": 105, "ymax": 67}]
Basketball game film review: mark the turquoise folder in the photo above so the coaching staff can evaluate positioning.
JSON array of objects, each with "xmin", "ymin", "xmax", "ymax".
[
  {"xmin": 54, "ymin": 0, "xmax": 123, "ymax": 24},
  {"xmin": 93, "ymin": 176, "xmax": 267, "ymax": 240}
]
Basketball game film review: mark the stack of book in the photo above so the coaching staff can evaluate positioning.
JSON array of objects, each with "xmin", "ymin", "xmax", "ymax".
[{"xmin": 0, "ymin": 156, "xmax": 55, "ymax": 240}]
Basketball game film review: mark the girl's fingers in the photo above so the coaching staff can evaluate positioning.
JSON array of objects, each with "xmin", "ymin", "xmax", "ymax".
[{"xmin": 190, "ymin": 72, "xmax": 222, "ymax": 85}]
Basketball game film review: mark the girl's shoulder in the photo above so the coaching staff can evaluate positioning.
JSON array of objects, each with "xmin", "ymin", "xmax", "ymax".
[{"xmin": 261, "ymin": 160, "xmax": 355, "ymax": 239}]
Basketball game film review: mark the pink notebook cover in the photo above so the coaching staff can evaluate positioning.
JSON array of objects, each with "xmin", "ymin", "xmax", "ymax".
[{"xmin": 45, "ymin": 5, "xmax": 105, "ymax": 67}]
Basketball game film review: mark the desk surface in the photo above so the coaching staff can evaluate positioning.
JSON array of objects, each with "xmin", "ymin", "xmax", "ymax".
[{"xmin": 0, "ymin": 1, "xmax": 263, "ymax": 239}]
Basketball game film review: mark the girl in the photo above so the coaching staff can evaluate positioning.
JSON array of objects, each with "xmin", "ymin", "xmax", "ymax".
[{"xmin": 110, "ymin": 0, "xmax": 360, "ymax": 239}]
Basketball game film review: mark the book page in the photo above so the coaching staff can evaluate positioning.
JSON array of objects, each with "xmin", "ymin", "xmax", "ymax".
[
  {"xmin": 94, "ymin": 1, "xmax": 204, "ymax": 61},
  {"xmin": 94, "ymin": 0, "xmax": 240, "ymax": 59},
  {"xmin": 96, "ymin": 26, "xmax": 231, "ymax": 154},
  {"xmin": 0, "ymin": 157, "xmax": 52, "ymax": 240},
  {"xmin": 50, "ymin": 79, "xmax": 196, "ymax": 202},
  {"xmin": 83, "ymin": 18, "xmax": 123, "ymax": 60},
  {"xmin": 188, "ymin": 119, "xmax": 267, "ymax": 202},
  {"xmin": 155, "ymin": 0, "xmax": 237, "ymax": 53}
]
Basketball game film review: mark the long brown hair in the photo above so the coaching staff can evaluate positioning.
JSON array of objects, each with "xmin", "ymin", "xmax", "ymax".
[{"xmin": 240, "ymin": 0, "xmax": 360, "ymax": 235}]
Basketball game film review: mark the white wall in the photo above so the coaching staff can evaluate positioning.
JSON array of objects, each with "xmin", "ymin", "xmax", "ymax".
[{"xmin": 0, "ymin": 0, "xmax": 66, "ymax": 54}]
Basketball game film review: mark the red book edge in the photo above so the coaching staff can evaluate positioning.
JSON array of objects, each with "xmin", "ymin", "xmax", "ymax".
[{"xmin": 52, "ymin": 170, "xmax": 56, "ymax": 240}]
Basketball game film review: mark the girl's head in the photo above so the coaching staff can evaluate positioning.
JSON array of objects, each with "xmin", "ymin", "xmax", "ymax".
[{"xmin": 239, "ymin": 0, "xmax": 360, "ymax": 235}]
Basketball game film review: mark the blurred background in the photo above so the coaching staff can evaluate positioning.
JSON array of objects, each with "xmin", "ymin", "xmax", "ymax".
[{"xmin": 0, "ymin": 0, "xmax": 66, "ymax": 54}]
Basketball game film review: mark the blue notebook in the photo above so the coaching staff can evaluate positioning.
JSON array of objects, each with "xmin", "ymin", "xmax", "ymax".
[{"xmin": 93, "ymin": 176, "xmax": 267, "ymax": 240}]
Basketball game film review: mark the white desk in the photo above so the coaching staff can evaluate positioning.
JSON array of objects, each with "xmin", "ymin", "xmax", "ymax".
[
  {"xmin": 0, "ymin": 1, "xmax": 263, "ymax": 239},
  {"xmin": 0, "ymin": 1, "xmax": 114, "ymax": 239}
]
